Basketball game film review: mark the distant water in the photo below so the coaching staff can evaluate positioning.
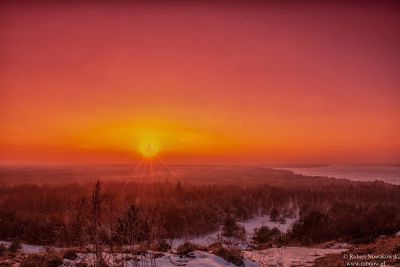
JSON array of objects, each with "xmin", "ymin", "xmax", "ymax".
[{"xmin": 278, "ymin": 165, "xmax": 400, "ymax": 185}]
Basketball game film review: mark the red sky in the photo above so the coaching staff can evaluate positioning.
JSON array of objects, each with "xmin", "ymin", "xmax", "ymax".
[{"xmin": 0, "ymin": 1, "xmax": 399, "ymax": 165}]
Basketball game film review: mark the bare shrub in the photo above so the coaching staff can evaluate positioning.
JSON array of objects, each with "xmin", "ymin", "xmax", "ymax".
[
  {"xmin": 8, "ymin": 240, "xmax": 22, "ymax": 253},
  {"xmin": 63, "ymin": 249, "xmax": 78, "ymax": 260},
  {"xmin": 207, "ymin": 242, "xmax": 223, "ymax": 252},
  {"xmin": 252, "ymin": 226, "xmax": 281, "ymax": 244},
  {"xmin": 20, "ymin": 254, "xmax": 45, "ymax": 267},
  {"xmin": 45, "ymin": 255, "xmax": 63, "ymax": 267},
  {"xmin": 0, "ymin": 244, "xmax": 7, "ymax": 256},
  {"xmin": 91, "ymin": 180, "xmax": 104, "ymax": 266},
  {"xmin": 269, "ymin": 207, "xmax": 280, "ymax": 222},
  {"xmin": 222, "ymin": 214, "xmax": 246, "ymax": 239},
  {"xmin": 176, "ymin": 242, "xmax": 206, "ymax": 256}
]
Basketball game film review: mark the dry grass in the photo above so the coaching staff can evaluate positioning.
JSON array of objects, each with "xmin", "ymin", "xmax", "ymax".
[{"xmin": 313, "ymin": 236, "xmax": 400, "ymax": 267}]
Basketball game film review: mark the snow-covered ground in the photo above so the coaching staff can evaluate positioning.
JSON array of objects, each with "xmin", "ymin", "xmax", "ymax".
[
  {"xmin": 1, "ymin": 216, "xmax": 312, "ymax": 267},
  {"xmin": 172, "ymin": 215, "xmax": 297, "ymax": 249},
  {"xmin": 172, "ymin": 234, "xmax": 220, "ymax": 249},
  {"xmin": 244, "ymin": 247, "xmax": 347, "ymax": 267},
  {"xmin": 0, "ymin": 215, "xmax": 296, "ymax": 253},
  {"xmin": 62, "ymin": 247, "xmax": 347, "ymax": 267},
  {"xmin": 146, "ymin": 252, "xmax": 258, "ymax": 267},
  {"xmin": 0, "ymin": 240, "xmax": 349, "ymax": 267},
  {"xmin": 238, "ymin": 215, "xmax": 297, "ymax": 235},
  {"xmin": 62, "ymin": 251, "xmax": 258, "ymax": 267},
  {"xmin": 0, "ymin": 241, "xmax": 50, "ymax": 254}
]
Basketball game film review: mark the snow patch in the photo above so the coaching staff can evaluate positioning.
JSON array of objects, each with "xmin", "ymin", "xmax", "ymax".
[
  {"xmin": 0, "ymin": 241, "xmax": 48, "ymax": 254},
  {"xmin": 238, "ymin": 215, "xmax": 297, "ymax": 234},
  {"xmin": 330, "ymin": 243, "xmax": 350, "ymax": 249},
  {"xmin": 172, "ymin": 215, "xmax": 297, "ymax": 249},
  {"xmin": 172, "ymin": 232, "xmax": 221, "ymax": 249},
  {"xmin": 244, "ymin": 247, "xmax": 347, "ymax": 267}
]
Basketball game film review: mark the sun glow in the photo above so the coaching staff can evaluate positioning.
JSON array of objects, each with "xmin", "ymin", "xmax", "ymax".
[
  {"xmin": 139, "ymin": 143, "xmax": 158, "ymax": 158},
  {"xmin": 138, "ymin": 134, "xmax": 161, "ymax": 158}
]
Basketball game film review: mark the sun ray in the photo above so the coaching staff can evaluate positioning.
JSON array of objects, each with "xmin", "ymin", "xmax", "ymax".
[{"xmin": 131, "ymin": 137, "xmax": 182, "ymax": 183}]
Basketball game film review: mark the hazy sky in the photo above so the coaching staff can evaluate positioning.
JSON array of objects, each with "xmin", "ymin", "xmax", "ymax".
[{"xmin": 1, "ymin": 1, "xmax": 399, "ymax": 164}]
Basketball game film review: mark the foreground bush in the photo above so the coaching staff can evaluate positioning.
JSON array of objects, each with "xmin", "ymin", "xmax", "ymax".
[
  {"xmin": 222, "ymin": 215, "xmax": 246, "ymax": 239},
  {"xmin": 20, "ymin": 253, "xmax": 63, "ymax": 267},
  {"xmin": 20, "ymin": 255, "xmax": 46, "ymax": 267},
  {"xmin": 176, "ymin": 242, "xmax": 206, "ymax": 255},
  {"xmin": 63, "ymin": 249, "xmax": 78, "ymax": 260},
  {"xmin": 154, "ymin": 239, "xmax": 171, "ymax": 252},
  {"xmin": 8, "ymin": 240, "xmax": 22, "ymax": 253},
  {"xmin": 252, "ymin": 226, "xmax": 281, "ymax": 244},
  {"xmin": 0, "ymin": 244, "xmax": 7, "ymax": 256},
  {"xmin": 45, "ymin": 255, "xmax": 63, "ymax": 267}
]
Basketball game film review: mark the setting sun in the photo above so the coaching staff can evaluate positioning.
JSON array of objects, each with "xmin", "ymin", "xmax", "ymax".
[
  {"xmin": 137, "ymin": 134, "xmax": 161, "ymax": 159},
  {"xmin": 139, "ymin": 143, "xmax": 158, "ymax": 158}
]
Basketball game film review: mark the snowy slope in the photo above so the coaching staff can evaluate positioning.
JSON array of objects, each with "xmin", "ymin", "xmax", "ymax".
[
  {"xmin": 156, "ymin": 251, "xmax": 258, "ymax": 267},
  {"xmin": 172, "ymin": 215, "xmax": 297, "ymax": 248},
  {"xmin": 238, "ymin": 215, "xmax": 297, "ymax": 235},
  {"xmin": 0, "ymin": 241, "xmax": 49, "ymax": 254},
  {"xmin": 62, "ymin": 251, "xmax": 258, "ymax": 267},
  {"xmin": 244, "ymin": 247, "xmax": 347, "ymax": 267}
]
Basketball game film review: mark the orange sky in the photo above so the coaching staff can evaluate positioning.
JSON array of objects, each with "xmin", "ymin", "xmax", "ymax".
[{"xmin": 0, "ymin": 1, "xmax": 399, "ymax": 165}]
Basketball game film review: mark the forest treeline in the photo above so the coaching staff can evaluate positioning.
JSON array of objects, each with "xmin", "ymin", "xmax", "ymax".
[{"xmin": 0, "ymin": 171, "xmax": 399, "ymax": 247}]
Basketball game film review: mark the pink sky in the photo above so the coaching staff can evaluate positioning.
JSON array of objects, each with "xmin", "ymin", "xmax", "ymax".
[{"xmin": 0, "ymin": 1, "xmax": 399, "ymax": 164}]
